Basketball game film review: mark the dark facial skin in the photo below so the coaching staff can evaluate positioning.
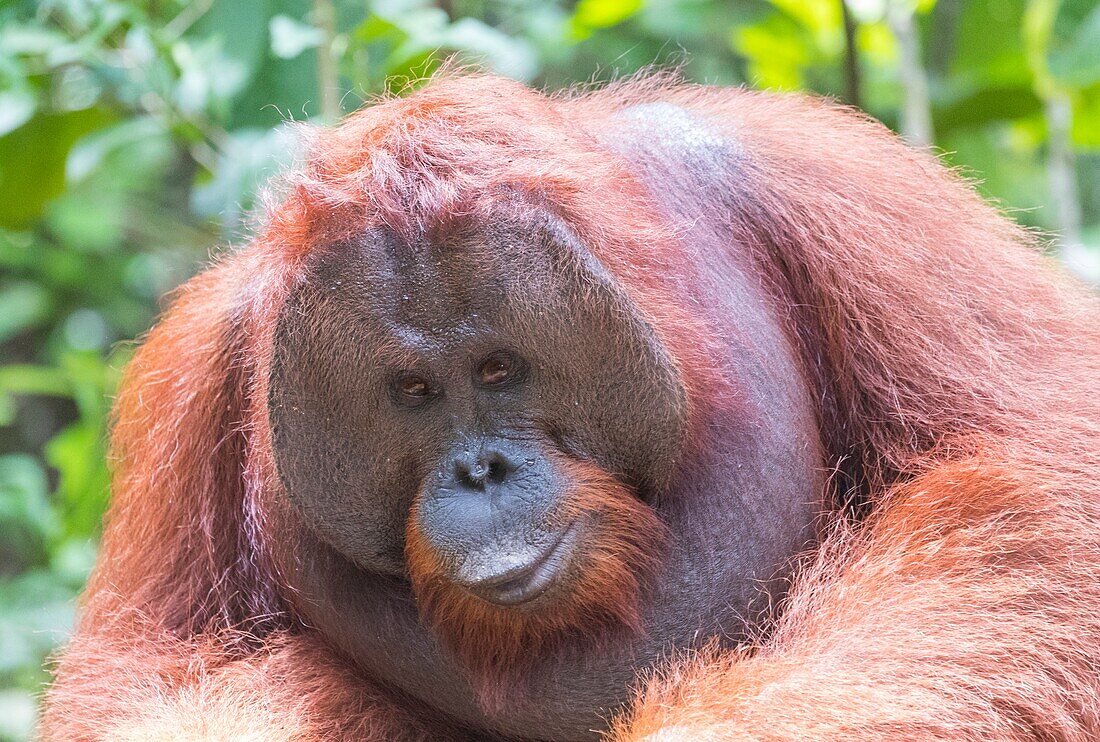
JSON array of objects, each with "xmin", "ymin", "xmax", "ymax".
[
  {"xmin": 267, "ymin": 108, "xmax": 826, "ymax": 740},
  {"xmin": 270, "ymin": 210, "xmax": 687, "ymax": 598}
]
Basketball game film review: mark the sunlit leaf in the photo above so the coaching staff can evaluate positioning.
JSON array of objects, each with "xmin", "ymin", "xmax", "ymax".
[
  {"xmin": 0, "ymin": 23, "xmax": 69, "ymax": 56},
  {"xmin": 0, "ymin": 364, "xmax": 72, "ymax": 398},
  {"xmin": 269, "ymin": 14, "xmax": 325, "ymax": 60},
  {"xmin": 1072, "ymin": 83, "xmax": 1100, "ymax": 148},
  {"xmin": 0, "ymin": 90, "xmax": 35, "ymax": 138},
  {"xmin": 573, "ymin": 0, "xmax": 644, "ymax": 29},
  {"xmin": 733, "ymin": 14, "xmax": 812, "ymax": 90},
  {"xmin": 770, "ymin": 0, "xmax": 842, "ymax": 54}
]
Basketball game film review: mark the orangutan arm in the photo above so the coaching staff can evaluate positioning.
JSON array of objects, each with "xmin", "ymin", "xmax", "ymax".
[
  {"xmin": 41, "ymin": 628, "xmax": 450, "ymax": 742},
  {"xmin": 612, "ymin": 458, "xmax": 1100, "ymax": 741}
]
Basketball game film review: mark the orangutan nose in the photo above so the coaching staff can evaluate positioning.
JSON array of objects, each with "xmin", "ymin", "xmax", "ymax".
[{"xmin": 452, "ymin": 445, "xmax": 514, "ymax": 490}]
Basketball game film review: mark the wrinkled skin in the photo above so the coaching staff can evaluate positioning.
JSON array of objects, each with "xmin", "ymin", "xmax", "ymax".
[{"xmin": 267, "ymin": 108, "xmax": 825, "ymax": 740}]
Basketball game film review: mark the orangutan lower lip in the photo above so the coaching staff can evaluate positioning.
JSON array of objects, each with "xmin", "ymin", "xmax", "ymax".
[{"xmin": 467, "ymin": 521, "xmax": 583, "ymax": 606}]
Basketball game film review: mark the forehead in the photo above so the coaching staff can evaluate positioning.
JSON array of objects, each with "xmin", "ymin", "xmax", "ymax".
[
  {"xmin": 300, "ymin": 206, "xmax": 574, "ymax": 359},
  {"xmin": 369, "ymin": 231, "xmax": 510, "ymax": 336}
]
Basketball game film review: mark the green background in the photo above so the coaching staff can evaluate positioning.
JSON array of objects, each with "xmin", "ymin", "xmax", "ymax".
[{"xmin": 1, "ymin": 1, "xmax": 1098, "ymax": 738}]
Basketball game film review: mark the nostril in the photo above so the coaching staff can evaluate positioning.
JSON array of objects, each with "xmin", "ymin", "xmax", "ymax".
[
  {"xmin": 453, "ymin": 448, "xmax": 513, "ymax": 489},
  {"xmin": 485, "ymin": 451, "xmax": 510, "ymax": 484}
]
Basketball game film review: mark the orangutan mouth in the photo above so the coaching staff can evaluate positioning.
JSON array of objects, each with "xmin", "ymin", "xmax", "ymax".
[{"xmin": 463, "ymin": 520, "xmax": 586, "ymax": 606}]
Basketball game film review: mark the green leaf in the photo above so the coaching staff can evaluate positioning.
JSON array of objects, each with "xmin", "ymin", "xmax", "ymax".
[
  {"xmin": 0, "ymin": 455, "xmax": 58, "ymax": 573},
  {"xmin": 934, "ymin": 85, "xmax": 1043, "ymax": 133},
  {"xmin": 0, "ymin": 108, "xmax": 114, "ymax": 229},
  {"xmin": 1048, "ymin": 4, "xmax": 1100, "ymax": 87},
  {"xmin": 1072, "ymin": 83, "xmax": 1100, "ymax": 148},
  {"xmin": 572, "ymin": 0, "xmax": 644, "ymax": 29},
  {"xmin": 732, "ymin": 12, "xmax": 813, "ymax": 90},
  {"xmin": 190, "ymin": 0, "xmax": 270, "ymax": 87},
  {"xmin": 0, "ymin": 364, "xmax": 72, "ymax": 398},
  {"xmin": 0, "ymin": 689, "xmax": 37, "ymax": 741},
  {"xmin": 951, "ymin": 0, "xmax": 1030, "ymax": 85},
  {"xmin": 49, "ymin": 538, "xmax": 97, "ymax": 587},
  {"xmin": 0, "ymin": 89, "xmax": 35, "ymax": 138},
  {"xmin": 443, "ymin": 18, "xmax": 539, "ymax": 81},
  {"xmin": 0, "ymin": 568, "xmax": 80, "ymax": 696},
  {"xmin": 0, "ymin": 283, "xmax": 52, "ymax": 344},
  {"xmin": 45, "ymin": 422, "xmax": 110, "ymax": 540},
  {"xmin": 0, "ymin": 22, "xmax": 69, "ymax": 56},
  {"xmin": 191, "ymin": 125, "xmax": 299, "ymax": 231},
  {"xmin": 0, "ymin": 53, "xmax": 36, "ymax": 137},
  {"xmin": 269, "ymin": 14, "xmax": 324, "ymax": 60}
]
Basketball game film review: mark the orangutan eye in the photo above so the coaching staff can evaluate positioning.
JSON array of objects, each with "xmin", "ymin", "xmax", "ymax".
[
  {"xmin": 478, "ymin": 351, "xmax": 524, "ymax": 387},
  {"xmin": 392, "ymin": 374, "xmax": 433, "ymax": 405}
]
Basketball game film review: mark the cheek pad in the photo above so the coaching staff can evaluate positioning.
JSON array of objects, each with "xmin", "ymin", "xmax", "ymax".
[{"xmin": 268, "ymin": 269, "xmax": 418, "ymax": 576}]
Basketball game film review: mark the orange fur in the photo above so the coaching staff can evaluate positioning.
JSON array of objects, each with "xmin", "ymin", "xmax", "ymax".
[
  {"xmin": 40, "ymin": 72, "xmax": 1100, "ymax": 740},
  {"xmin": 600, "ymin": 86, "xmax": 1100, "ymax": 739},
  {"xmin": 612, "ymin": 457, "xmax": 1100, "ymax": 741},
  {"xmin": 41, "ymin": 618, "xmax": 465, "ymax": 740}
]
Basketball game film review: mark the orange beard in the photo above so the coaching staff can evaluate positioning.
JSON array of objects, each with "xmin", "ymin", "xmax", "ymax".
[{"xmin": 405, "ymin": 455, "xmax": 666, "ymax": 708}]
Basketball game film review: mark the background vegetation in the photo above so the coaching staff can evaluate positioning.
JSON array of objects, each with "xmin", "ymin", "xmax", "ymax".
[{"xmin": 1, "ymin": 0, "xmax": 1098, "ymax": 738}]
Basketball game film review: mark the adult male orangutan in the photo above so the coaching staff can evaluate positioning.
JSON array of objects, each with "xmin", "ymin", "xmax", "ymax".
[{"xmin": 41, "ymin": 73, "xmax": 1100, "ymax": 741}]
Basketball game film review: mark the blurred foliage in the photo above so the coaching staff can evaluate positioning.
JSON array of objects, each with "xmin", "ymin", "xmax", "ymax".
[{"xmin": 1, "ymin": 0, "xmax": 1099, "ymax": 738}]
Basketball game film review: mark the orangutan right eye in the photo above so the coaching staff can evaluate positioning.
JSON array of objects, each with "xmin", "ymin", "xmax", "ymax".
[{"xmin": 392, "ymin": 374, "xmax": 434, "ymax": 406}]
